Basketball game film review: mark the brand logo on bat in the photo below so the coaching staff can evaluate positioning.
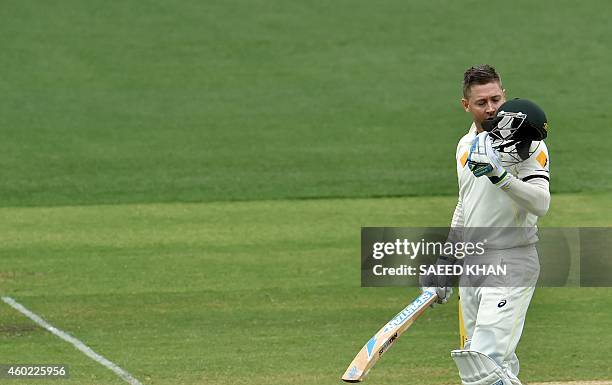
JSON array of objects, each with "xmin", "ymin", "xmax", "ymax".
[
  {"xmin": 382, "ymin": 291, "xmax": 434, "ymax": 333},
  {"xmin": 347, "ymin": 365, "xmax": 359, "ymax": 379},
  {"xmin": 378, "ymin": 332, "xmax": 398, "ymax": 357}
]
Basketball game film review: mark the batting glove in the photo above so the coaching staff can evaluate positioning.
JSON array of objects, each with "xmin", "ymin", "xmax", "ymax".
[
  {"xmin": 420, "ymin": 256, "xmax": 458, "ymax": 305},
  {"xmin": 467, "ymin": 132, "xmax": 511, "ymax": 187}
]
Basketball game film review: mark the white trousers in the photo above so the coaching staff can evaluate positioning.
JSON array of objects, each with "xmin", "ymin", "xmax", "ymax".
[{"xmin": 459, "ymin": 245, "xmax": 539, "ymax": 380}]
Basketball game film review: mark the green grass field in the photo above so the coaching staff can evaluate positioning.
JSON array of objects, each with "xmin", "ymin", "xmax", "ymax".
[
  {"xmin": 1, "ymin": 195, "xmax": 611, "ymax": 385},
  {"xmin": 1, "ymin": 1, "xmax": 611, "ymax": 384},
  {"xmin": 1, "ymin": 0, "xmax": 611, "ymax": 207}
]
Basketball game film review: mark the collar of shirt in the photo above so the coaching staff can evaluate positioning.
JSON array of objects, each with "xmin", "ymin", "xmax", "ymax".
[{"xmin": 468, "ymin": 122, "xmax": 477, "ymax": 135}]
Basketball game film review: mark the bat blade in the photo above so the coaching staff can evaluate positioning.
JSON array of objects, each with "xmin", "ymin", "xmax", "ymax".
[{"xmin": 341, "ymin": 289, "xmax": 438, "ymax": 382}]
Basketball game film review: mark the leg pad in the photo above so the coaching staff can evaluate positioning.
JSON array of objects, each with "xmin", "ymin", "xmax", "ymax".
[{"xmin": 451, "ymin": 350, "xmax": 514, "ymax": 385}]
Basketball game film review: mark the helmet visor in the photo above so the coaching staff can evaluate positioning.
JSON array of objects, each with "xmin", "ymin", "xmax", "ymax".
[{"xmin": 482, "ymin": 111, "xmax": 527, "ymax": 141}]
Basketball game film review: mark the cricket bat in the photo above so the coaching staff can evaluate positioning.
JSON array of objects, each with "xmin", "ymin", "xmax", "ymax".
[{"xmin": 341, "ymin": 289, "xmax": 438, "ymax": 382}]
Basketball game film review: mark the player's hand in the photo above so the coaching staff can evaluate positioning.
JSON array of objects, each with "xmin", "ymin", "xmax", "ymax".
[
  {"xmin": 420, "ymin": 256, "xmax": 457, "ymax": 305},
  {"xmin": 467, "ymin": 132, "xmax": 511, "ymax": 187},
  {"xmin": 420, "ymin": 286, "xmax": 453, "ymax": 307}
]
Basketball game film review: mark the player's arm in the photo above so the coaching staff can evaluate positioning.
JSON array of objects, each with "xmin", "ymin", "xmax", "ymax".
[
  {"xmin": 451, "ymin": 141, "xmax": 466, "ymax": 229},
  {"xmin": 419, "ymin": 159, "xmax": 465, "ymax": 304},
  {"xmin": 501, "ymin": 140, "xmax": 551, "ymax": 217},
  {"xmin": 468, "ymin": 133, "xmax": 551, "ymax": 216},
  {"xmin": 450, "ymin": 197, "xmax": 465, "ymax": 228},
  {"xmin": 500, "ymin": 175, "xmax": 550, "ymax": 217}
]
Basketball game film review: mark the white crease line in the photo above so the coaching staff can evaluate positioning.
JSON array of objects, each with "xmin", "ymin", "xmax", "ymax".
[{"xmin": 2, "ymin": 296, "xmax": 143, "ymax": 385}]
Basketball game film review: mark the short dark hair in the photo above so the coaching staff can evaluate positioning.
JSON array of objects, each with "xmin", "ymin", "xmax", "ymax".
[{"xmin": 463, "ymin": 64, "xmax": 502, "ymax": 98}]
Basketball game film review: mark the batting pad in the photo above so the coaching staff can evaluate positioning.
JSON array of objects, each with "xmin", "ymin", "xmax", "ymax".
[{"xmin": 450, "ymin": 350, "xmax": 514, "ymax": 385}]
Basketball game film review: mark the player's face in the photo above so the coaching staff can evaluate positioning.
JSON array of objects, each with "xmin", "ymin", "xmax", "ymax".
[{"xmin": 461, "ymin": 82, "xmax": 506, "ymax": 132}]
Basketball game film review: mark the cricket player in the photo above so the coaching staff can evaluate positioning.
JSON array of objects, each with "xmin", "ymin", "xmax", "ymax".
[{"xmin": 423, "ymin": 65, "xmax": 550, "ymax": 385}]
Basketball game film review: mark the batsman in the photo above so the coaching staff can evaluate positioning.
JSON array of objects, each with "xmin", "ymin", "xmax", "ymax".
[{"xmin": 422, "ymin": 65, "xmax": 551, "ymax": 385}]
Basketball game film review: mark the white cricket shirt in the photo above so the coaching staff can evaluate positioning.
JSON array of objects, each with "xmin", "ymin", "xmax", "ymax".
[{"xmin": 453, "ymin": 124, "xmax": 550, "ymax": 249}]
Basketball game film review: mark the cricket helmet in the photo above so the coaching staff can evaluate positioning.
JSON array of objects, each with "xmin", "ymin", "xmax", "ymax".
[{"xmin": 482, "ymin": 98, "xmax": 548, "ymax": 165}]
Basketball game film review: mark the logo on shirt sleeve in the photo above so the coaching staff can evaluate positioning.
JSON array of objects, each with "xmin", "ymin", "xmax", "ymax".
[
  {"xmin": 535, "ymin": 151, "xmax": 548, "ymax": 168},
  {"xmin": 459, "ymin": 151, "xmax": 468, "ymax": 167}
]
